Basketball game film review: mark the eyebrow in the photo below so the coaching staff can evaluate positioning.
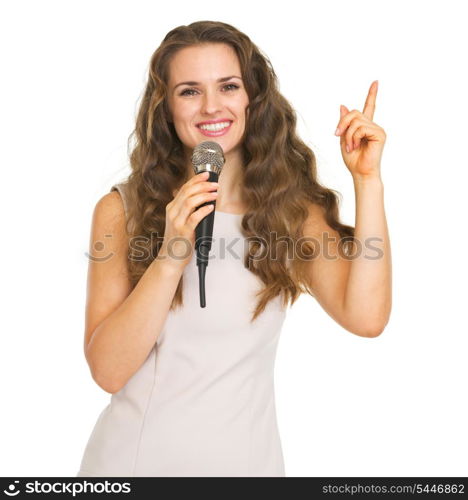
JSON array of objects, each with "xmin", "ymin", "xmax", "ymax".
[{"xmin": 173, "ymin": 75, "xmax": 242, "ymax": 92}]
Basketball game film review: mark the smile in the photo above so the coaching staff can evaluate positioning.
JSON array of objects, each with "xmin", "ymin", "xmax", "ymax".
[{"xmin": 197, "ymin": 121, "xmax": 232, "ymax": 136}]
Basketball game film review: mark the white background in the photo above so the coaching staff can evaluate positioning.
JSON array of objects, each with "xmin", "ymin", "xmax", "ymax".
[{"xmin": 1, "ymin": 0, "xmax": 467, "ymax": 477}]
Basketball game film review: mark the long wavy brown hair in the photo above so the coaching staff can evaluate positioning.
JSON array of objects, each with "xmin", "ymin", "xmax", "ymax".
[{"xmin": 120, "ymin": 20, "xmax": 355, "ymax": 322}]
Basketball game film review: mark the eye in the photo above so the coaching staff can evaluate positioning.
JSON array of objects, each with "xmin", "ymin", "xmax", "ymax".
[
  {"xmin": 180, "ymin": 88, "xmax": 198, "ymax": 97},
  {"xmin": 223, "ymin": 83, "xmax": 239, "ymax": 91},
  {"xmin": 179, "ymin": 83, "xmax": 240, "ymax": 97}
]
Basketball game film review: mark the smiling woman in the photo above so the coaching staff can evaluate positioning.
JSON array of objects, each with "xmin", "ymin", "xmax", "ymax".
[
  {"xmin": 77, "ymin": 20, "xmax": 385, "ymax": 479},
  {"xmin": 167, "ymin": 44, "xmax": 249, "ymax": 159}
]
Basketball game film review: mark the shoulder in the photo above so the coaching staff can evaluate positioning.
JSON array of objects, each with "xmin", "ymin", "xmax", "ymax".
[
  {"xmin": 92, "ymin": 191, "xmax": 127, "ymax": 238},
  {"xmin": 94, "ymin": 191, "xmax": 125, "ymax": 219}
]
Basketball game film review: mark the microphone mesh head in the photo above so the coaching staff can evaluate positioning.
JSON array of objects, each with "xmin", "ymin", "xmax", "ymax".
[{"xmin": 191, "ymin": 141, "xmax": 225, "ymax": 175}]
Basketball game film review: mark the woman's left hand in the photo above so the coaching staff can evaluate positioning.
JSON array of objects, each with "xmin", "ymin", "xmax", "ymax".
[{"xmin": 335, "ymin": 80, "xmax": 386, "ymax": 181}]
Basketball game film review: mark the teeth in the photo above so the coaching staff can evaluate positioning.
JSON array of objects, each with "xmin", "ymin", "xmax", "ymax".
[{"xmin": 199, "ymin": 121, "xmax": 231, "ymax": 131}]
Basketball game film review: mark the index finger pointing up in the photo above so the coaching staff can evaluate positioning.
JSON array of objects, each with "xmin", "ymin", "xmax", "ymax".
[{"xmin": 363, "ymin": 80, "xmax": 378, "ymax": 120}]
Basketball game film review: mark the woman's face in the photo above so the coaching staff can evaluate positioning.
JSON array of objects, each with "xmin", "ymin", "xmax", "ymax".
[{"xmin": 167, "ymin": 43, "xmax": 249, "ymax": 158}]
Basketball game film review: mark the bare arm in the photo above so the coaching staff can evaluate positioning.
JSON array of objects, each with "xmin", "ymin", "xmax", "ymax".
[
  {"xmin": 306, "ymin": 82, "xmax": 391, "ymax": 337},
  {"xmin": 84, "ymin": 192, "xmax": 184, "ymax": 394},
  {"xmin": 304, "ymin": 179, "xmax": 392, "ymax": 338},
  {"xmin": 84, "ymin": 173, "xmax": 217, "ymax": 393}
]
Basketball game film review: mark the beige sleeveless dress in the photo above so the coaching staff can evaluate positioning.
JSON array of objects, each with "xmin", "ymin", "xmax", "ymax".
[{"xmin": 76, "ymin": 182, "xmax": 288, "ymax": 477}]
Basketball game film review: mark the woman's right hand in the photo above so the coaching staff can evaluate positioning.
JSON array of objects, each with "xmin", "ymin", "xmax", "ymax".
[{"xmin": 157, "ymin": 171, "xmax": 219, "ymax": 271}]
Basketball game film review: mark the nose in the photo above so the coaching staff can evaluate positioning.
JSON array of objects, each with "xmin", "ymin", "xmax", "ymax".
[{"xmin": 200, "ymin": 89, "xmax": 222, "ymax": 115}]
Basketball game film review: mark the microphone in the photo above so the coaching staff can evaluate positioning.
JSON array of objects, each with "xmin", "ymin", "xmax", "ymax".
[{"xmin": 191, "ymin": 141, "xmax": 225, "ymax": 308}]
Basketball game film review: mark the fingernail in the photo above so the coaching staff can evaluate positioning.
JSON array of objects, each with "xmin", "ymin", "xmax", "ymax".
[
  {"xmin": 335, "ymin": 127, "xmax": 340, "ymax": 136},
  {"xmin": 346, "ymin": 145, "xmax": 350, "ymax": 153}
]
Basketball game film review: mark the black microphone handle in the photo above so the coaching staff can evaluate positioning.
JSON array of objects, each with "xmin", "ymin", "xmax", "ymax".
[{"xmin": 195, "ymin": 169, "xmax": 219, "ymax": 308}]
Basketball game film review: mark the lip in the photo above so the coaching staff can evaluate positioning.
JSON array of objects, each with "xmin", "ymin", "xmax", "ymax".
[
  {"xmin": 196, "ymin": 118, "xmax": 233, "ymax": 126},
  {"xmin": 197, "ymin": 120, "xmax": 233, "ymax": 137}
]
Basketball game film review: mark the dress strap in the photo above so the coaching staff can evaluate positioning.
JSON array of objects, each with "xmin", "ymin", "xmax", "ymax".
[
  {"xmin": 110, "ymin": 182, "xmax": 136, "ymax": 236},
  {"xmin": 110, "ymin": 183, "xmax": 129, "ymax": 217}
]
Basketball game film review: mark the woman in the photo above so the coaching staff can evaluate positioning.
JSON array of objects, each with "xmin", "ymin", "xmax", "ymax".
[{"xmin": 77, "ymin": 20, "xmax": 391, "ymax": 477}]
